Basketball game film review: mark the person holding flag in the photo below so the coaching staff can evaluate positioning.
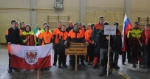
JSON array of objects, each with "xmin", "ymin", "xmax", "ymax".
[
  {"xmin": 39, "ymin": 22, "xmax": 52, "ymax": 34},
  {"xmin": 22, "ymin": 25, "xmax": 36, "ymax": 46},
  {"xmin": 39, "ymin": 25, "xmax": 54, "ymax": 71},
  {"xmin": 5, "ymin": 20, "xmax": 22, "ymax": 73},
  {"xmin": 121, "ymin": 14, "xmax": 132, "ymax": 65}
]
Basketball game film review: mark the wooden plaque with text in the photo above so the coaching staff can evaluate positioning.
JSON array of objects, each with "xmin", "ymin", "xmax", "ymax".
[{"xmin": 65, "ymin": 43, "xmax": 87, "ymax": 55}]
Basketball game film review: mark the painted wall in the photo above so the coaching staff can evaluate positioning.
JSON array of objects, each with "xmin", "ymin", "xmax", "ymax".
[{"xmin": 0, "ymin": 0, "xmax": 150, "ymax": 43}]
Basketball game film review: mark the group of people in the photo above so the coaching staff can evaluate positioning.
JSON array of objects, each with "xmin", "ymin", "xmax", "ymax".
[{"xmin": 5, "ymin": 16, "xmax": 150, "ymax": 76}]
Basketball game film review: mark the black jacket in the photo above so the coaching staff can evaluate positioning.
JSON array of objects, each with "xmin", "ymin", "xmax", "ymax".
[
  {"xmin": 5, "ymin": 27, "xmax": 22, "ymax": 44},
  {"xmin": 98, "ymin": 28, "xmax": 114, "ymax": 49},
  {"xmin": 66, "ymin": 26, "xmax": 73, "ymax": 33},
  {"xmin": 112, "ymin": 29, "xmax": 122, "ymax": 49}
]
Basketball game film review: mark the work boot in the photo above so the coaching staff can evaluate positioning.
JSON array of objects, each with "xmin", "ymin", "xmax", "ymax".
[
  {"xmin": 88, "ymin": 62, "xmax": 92, "ymax": 65},
  {"xmin": 53, "ymin": 62, "xmax": 56, "ymax": 66},
  {"xmin": 45, "ymin": 68, "xmax": 50, "ymax": 71},
  {"xmin": 114, "ymin": 66, "xmax": 120, "ymax": 69},
  {"xmin": 81, "ymin": 62, "xmax": 85, "ymax": 66},
  {"xmin": 70, "ymin": 67, "xmax": 75, "ymax": 71},
  {"xmin": 133, "ymin": 64, "xmax": 136, "ymax": 68},
  {"xmin": 40, "ymin": 68, "xmax": 44, "ymax": 71},
  {"xmin": 99, "ymin": 72, "xmax": 105, "ymax": 76},
  {"xmin": 63, "ymin": 64, "xmax": 67, "ymax": 68},
  {"xmin": 8, "ymin": 69, "xmax": 12, "ymax": 73},
  {"xmin": 139, "ymin": 65, "xmax": 145, "ymax": 68},
  {"xmin": 58, "ymin": 65, "xmax": 62, "ymax": 68},
  {"xmin": 13, "ymin": 68, "xmax": 20, "ymax": 72},
  {"xmin": 122, "ymin": 62, "xmax": 125, "ymax": 65}
]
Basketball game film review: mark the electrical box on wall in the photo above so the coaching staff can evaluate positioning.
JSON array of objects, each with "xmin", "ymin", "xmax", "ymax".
[{"xmin": 54, "ymin": 0, "xmax": 64, "ymax": 9}]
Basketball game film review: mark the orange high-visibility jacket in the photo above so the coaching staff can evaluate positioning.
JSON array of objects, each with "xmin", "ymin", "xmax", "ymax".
[
  {"xmin": 53, "ymin": 28, "xmax": 61, "ymax": 44},
  {"xmin": 85, "ymin": 29, "xmax": 92, "ymax": 44},
  {"xmin": 67, "ymin": 29, "xmax": 84, "ymax": 43},
  {"xmin": 59, "ymin": 31, "xmax": 68, "ymax": 40},
  {"xmin": 39, "ymin": 32, "xmax": 53, "ymax": 45}
]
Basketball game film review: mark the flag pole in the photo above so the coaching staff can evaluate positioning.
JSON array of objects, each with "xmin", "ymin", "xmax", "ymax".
[
  {"xmin": 107, "ymin": 35, "xmax": 110, "ymax": 76},
  {"xmin": 37, "ymin": 69, "xmax": 40, "ymax": 79}
]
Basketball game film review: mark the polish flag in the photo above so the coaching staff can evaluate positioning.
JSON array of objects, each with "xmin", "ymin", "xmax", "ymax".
[{"xmin": 10, "ymin": 44, "xmax": 53, "ymax": 70}]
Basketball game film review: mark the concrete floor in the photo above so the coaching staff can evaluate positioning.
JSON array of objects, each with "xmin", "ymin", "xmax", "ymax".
[{"xmin": 0, "ymin": 45, "xmax": 150, "ymax": 79}]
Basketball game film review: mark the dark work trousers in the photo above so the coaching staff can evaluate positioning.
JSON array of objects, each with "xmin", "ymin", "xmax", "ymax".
[
  {"xmin": 79, "ymin": 55, "xmax": 84, "ymax": 64},
  {"xmin": 8, "ymin": 53, "xmax": 13, "ymax": 71},
  {"xmin": 70, "ymin": 55, "xmax": 79, "ymax": 68},
  {"xmin": 54, "ymin": 44, "xmax": 60, "ymax": 64},
  {"xmin": 93, "ymin": 41, "xmax": 100, "ymax": 66},
  {"xmin": 59, "ymin": 40, "xmax": 66, "ymax": 66},
  {"xmin": 126, "ymin": 39, "xmax": 131, "ymax": 63},
  {"xmin": 141, "ymin": 45, "xmax": 146, "ymax": 66},
  {"xmin": 146, "ymin": 44, "xmax": 150, "ymax": 67},
  {"xmin": 99, "ymin": 48, "xmax": 113, "ymax": 73},
  {"xmin": 122, "ymin": 52, "xmax": 126, "ymax": 63},
  {"xmin": 130, "ymin": 42, "xmax": 143, "ymax": 65},
  {"xmin": 126, "ymin": 45, "xmax": 131, "ymax": 63},
  {"xmin": 113, "ymin": 48, "xmax": 119, "ymax": 67},
  {"xmin": 87, "ymin": 44, "xmax": 94, "ymax": 62}
]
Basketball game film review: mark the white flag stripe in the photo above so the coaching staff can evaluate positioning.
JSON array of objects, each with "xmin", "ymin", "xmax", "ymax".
[
  {"xmin": 10, "ymin": 44, "xmax": 53, "ymax": 58},
  {"xmin": 122, "ymin": 14, "xmax": 127, "ymax": 48},
  {"xmin": 36, "ymin": 30, "xmax": 40, "ymax": 37}
]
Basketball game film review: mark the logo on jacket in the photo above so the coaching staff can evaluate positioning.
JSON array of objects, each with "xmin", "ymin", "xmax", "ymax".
[{"xmin": 25, "ymin": 51, "xmax": 38, "ymax": 65}]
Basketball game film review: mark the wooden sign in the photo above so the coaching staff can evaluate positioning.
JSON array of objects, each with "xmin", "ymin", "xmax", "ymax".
[{"xmin": 65, "ymin": 43, "xmax": 87, "ymax": 55}]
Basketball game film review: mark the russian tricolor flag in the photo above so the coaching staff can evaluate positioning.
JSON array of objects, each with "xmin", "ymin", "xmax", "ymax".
[{"xmin": 122, "ymin": 14, "xmax": 132, "ymax": 52}]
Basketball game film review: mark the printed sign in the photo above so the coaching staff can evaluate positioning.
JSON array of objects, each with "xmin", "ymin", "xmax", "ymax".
[{"xmin": 104, "ymin": 25, "xmax": 116, "ymax": 35}]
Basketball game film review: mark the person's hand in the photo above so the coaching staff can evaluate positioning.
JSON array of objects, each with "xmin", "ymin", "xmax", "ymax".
[
  {"xmin": 24, "ymin": 39, "xmax": 28, "ymax": 42},
  {"xmin": 106, "ymin": 36, "xmax": 109, "ymax": 40},
  {"xmin": 64, "ymin": 41, "xmax": 67, "ymax": 46},
  {"xmin": 8, "ymin": 42, "xmax": 11, "ymax": 45},
  {"xmin": 108, "ymin": 47, "xmax": 111, "ymax": 50},
  {"xmin": 86, "ymin": 42, "xmax": 89, "ymax": 46},
  {"xmin": 92, "ymin": 40, "xmax": 94, "ymax": 44}
]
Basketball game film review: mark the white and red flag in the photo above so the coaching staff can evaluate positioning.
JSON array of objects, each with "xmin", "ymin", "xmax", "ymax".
[{"xmin": 10, "ymin": 44, "xmax": 53, "ymax": 70}]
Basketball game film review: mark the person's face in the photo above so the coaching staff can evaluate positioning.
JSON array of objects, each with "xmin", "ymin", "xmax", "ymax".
[
  {"xmin": 11, "ymin": 22, "xmax": 16, "ymax": 28},
  {"xmin": 87, "ymin": 26, "xmax": 91, "ymax": 30},
  {"xmin": 26, "ymin": 26, "xmax": 30, "ymax": 31},
  {"xmin": 78, "ymin": 24, "xmax": 82, "ymax": 29},
  {"xmin": 99, "ymin": 18, "xmax": 104, "ymax": 24},
  {"xmin": 45, "ymin": 27, "xmax": 49, "ymax": 32},
  {"xmin": 115, "ymin": 25, "xmax": 118, "ymax": 28},
  {"xmin": 73, "ymin": 25, "xmax": 78, "ymax": 31},
  {"xmin": 21, "ymin": 23, "xmax": 25, "ymax": 28},
  {"xmin": 44, "ymin": 24, "xmax": 47, "ymax": 28},
  {"xmin": 68, "ymin": 22, "xmax": 72, "ymax": 26},
  {"xmin": 145, "ymin": 25, "xmax": 149, "ymax": 29},
  {"xmin": 61, "ymin": 26, "xmax": 66, "ymax": 31},
  {"xmin": 134, "ymin": 23, "xmax": 138, "ymax": 28},
  {"xmin": 58, "ymin": 23, "xmax": 62, "ymax": 28},
  {"xmin": 15, "ymin": 22, "xmax": 18, "ymax": 28}
]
